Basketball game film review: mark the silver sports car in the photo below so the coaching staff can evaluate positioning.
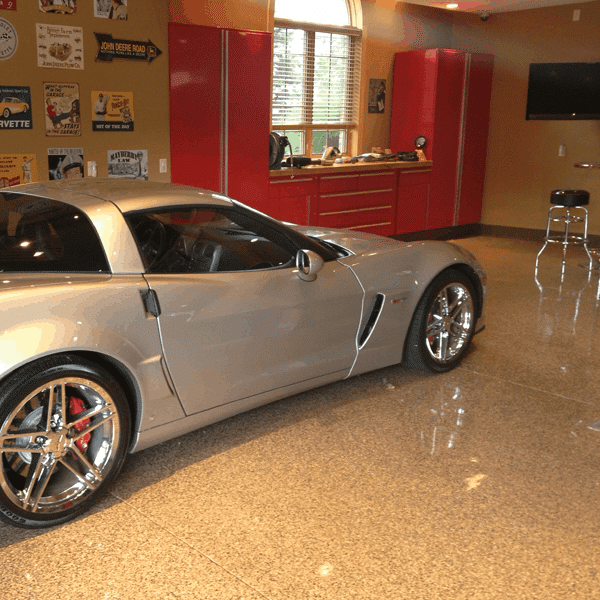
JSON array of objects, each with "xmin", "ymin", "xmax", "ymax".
[{"xmin": 0, "ymin": 180, "xmax": 486, "ymax": 528}]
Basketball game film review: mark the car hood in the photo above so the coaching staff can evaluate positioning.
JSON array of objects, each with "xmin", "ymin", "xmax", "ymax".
[
  {"xmin": 293, "ymin": 225, "xmax": 414, "ymax": 256},
  {"xmin": 292, "ymin": 225, "xmax": 485, "ymax": 273}
]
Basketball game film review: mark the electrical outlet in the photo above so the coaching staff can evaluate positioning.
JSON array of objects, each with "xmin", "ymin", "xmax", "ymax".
[
  {"xmin": 159, "ymin": 158, "xmax": 167, "ymax": 173},
  {"xmin": 87, "ymin": 161, "xmax": 97, "ymax": 177},
  {"xmin": 559, "ymin": 144, "xmax": 566, "ymax": 157},
  {"xmin": 573, "ymin": 9, "xmax": 580, "ymax": 21}
]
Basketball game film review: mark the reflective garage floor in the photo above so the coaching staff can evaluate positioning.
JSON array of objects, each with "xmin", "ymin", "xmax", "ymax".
[{"xmin": 2, "ymin": 236, "xmax": 600, "ymax": 600}]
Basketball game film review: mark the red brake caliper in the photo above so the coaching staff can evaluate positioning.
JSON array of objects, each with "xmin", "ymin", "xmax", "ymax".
[{"xmin": 69, "ymin": 396, "xmax": 91, "ymax": 453}]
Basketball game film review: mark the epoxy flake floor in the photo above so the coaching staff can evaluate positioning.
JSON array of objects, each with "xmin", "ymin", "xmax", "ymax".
[{"xmin": 2, "ymin": 236, "xmax": 600, "ymax": 600}]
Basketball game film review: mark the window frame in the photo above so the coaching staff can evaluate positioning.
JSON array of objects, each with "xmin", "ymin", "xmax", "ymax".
[{"xmin": 272, "ymin": 4, "xmax": 362, "ymax": 159}]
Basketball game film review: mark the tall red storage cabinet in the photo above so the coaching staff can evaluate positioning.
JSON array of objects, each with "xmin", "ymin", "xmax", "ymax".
[
  {"xmin": 390, "ymin": 49, "xmax": 494, "ymax": 230},
  {"xmin": 168, "ymin": 23, "xmax": 271, "ymax": 209}
]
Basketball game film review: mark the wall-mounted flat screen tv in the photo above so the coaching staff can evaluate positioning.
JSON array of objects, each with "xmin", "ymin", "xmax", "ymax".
[{"xmin": 526, "ymin": 62, "xmax": 600, "ymax": 120}]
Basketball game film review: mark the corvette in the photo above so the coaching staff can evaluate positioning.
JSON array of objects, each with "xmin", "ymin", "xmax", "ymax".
[
  {"xmin": 0, "ymin": 179, "xmax": 485, "ymax": 528},
  {"xmin": 0, "ymin": 97, "xmax": 29, "ymax": 119}
]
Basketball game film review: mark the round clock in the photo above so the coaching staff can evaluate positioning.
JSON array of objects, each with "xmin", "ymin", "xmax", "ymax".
[{"xmin": 415, "ymin": 136, "xmax": 427, "ymax": 149}]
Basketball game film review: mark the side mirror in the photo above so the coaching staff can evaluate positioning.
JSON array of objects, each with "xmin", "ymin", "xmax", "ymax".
[{"xmin": 296, "ymin": 249, "xmax": 324, "ymax": 282}]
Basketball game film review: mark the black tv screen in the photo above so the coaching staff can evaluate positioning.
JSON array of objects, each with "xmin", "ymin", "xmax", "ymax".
[{"xmin": 526, "ymin": 62, "xmax": 600, "ymax": 120}]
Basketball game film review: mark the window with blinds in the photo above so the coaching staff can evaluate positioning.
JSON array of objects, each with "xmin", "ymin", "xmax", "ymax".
[{"xmin": 272, "ymin": 1, "xmax": 362, "ymax": 157}]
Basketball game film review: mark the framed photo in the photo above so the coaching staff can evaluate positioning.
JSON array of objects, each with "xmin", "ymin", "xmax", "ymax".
[{"xmin": 368, "ymin": 78, "xmax": 386, "ymax": 114}]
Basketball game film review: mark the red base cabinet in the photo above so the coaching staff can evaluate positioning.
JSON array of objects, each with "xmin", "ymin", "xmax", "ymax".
[
  {"xmin": 390, "ymin": 49, "xmax": 493, "ymax": 231},
  {"xmin": 395, "ymin": 168, "xmax": 431, "ymax": 235},
  {"xmin": 169, "ymin": 23, "xmax": 271, "ymax": 209}
]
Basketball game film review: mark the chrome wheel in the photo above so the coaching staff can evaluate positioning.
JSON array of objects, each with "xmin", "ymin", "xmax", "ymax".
[
  {"xmin": 403, "ymin": 269, "xmax": 478, "ymax": 373},
  {"xmin": 425, "ymin": 282, "xmax": 474, "ymax": 363},
  {"xmin": 0, "ymin": 357, "xmax": 130, "ymax": 528}
]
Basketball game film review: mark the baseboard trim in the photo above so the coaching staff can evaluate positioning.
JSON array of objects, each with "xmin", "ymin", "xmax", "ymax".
[
  {"xmin": 392, "ymin": 224, "xmax": 481, "ymax": 242},
  {"xmin": 392, "ymin": 224, "xmax": 600, "ymax": 245}
]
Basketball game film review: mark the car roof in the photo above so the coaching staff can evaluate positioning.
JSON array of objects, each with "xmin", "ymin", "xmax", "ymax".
[{"xmin": 7, "ymin": 179, "xmax": 234, "ymax": 213}]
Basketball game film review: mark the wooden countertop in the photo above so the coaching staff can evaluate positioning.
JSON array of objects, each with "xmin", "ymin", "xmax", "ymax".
[{"xmin": 269, "ymin": 160, "xmax": 433, "ymax": 177}]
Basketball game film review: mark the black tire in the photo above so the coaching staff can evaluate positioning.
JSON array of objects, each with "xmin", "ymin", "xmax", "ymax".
[
  {"xmin": 0, "ymin": 355, "xmax": 130, "ymax": 528},
  {"xmin": 2, "ymin": 109, "xmax": 10, "ymax": 119},
  {"xmin": 403, "ymin": 269, "xmax": 477, "ymax": 373}
]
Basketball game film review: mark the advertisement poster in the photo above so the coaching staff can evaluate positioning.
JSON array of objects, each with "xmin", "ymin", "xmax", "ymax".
[
  {"xmin": 48, "ymin": 148, "xmax": 84, "ymax": 180},
  {"xmin": 0, "ymin": 18, "xmax": 17, "ymax": 61},
  {"xmin": 39, "ymin": 0, "xmax": 76, "ymax": 14},
  {"xmin": 44, "ymin": 82, "xmax": 80, "ymax": 136},
  {"xmin": 0, "ymin": 154, "xmax": 38, "ymax": 187},
  {"xmin": 0, "ymin": 86, "xmax": 33, "ymax": 130},
  {"xmin": 368, "ymin": 79, "xmax": 386, "ymax": 114},
  {"xmin": 91, "ymin": 90, "xmax": 133, "ymax": 131},
  {"xmin": 94, "ymin": 0, "xmax": 127, "ymax": 20},
  {"xmin": 0, "ymin": 1, "xmax": 17, "ymax": 11},
  {"xmin": 36, "ymin": 23, "xmax": 84, "ymax": 70},
  {"xmin": 108, "ymin": 150, "xmax": 148, "ymax": 180}
]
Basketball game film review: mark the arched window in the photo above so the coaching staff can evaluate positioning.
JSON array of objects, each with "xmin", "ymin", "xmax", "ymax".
[{"xmin": 272, "ymin": 0, "xmax": 362, "ymax": 157}]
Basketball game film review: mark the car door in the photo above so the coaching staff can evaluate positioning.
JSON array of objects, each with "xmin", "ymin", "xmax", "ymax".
[{"xmin": 128, "ymin": 206, "xmax": 363, "ymax": 416}]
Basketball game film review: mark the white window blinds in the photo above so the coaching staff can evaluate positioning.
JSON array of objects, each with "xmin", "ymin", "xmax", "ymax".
[{"xmin": 272, "ymin": 26, "xmax": 361, "ymax": 128}]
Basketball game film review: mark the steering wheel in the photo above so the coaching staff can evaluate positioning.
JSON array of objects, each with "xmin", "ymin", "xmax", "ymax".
[
  {"xmin": 192, "ymin": 240, "xmax": 223, "ymax": 272},
  {"xmin": 133, "ymin": 219, "xmax": 167, "ymax": 270}
]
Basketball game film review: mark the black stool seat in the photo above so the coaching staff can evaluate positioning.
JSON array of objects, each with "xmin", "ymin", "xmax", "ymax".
[{"xmin": 551, "ymin": 189, "xmax": 590, "ymax": 207}]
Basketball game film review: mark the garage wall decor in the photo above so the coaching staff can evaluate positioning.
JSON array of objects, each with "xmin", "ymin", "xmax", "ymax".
[
  {"xmin": 36, "ymin": 23, "xmax": 84, "ymax": 70},
  {"xmin": 1, "ymin": 0, "xmax": 170, "ymax": 183},
  {"xmin": 0, "ymin": 17, "xmax": 17, "ymax": 60},
  {"xmin": 43, "ymin": 82, "xmax": 80, "ymax": 136},
  {"xmin": 0, "ymin": 153, "xmax": 37, "ymax": 186},
  {"xmin": 0, "ymin": 86, "xmax": 32, "ymax": 129}
]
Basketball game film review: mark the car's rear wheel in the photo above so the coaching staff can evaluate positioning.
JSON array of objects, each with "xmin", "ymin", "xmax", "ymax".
[
  {"xmin": 403, "ymin": 269, "xmax": 477, "ymax": 373},
  {"xmin": 0, "ymin": 356, "xmax": 130, "ymax": 528},
  {"xmin": 2, "ymin": 108, "xmax": 10, "ymax": 119}
]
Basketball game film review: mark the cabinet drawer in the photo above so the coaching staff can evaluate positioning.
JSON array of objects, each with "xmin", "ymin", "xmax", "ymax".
[
  {"xmin": 319, "ymin": 174, "xmax": 359, "ymax": 193},
  {"xmin": 318, "ymin": 206, "xmax": 393, "ymax": 229},
  {"xmin": 269, "ymin": 177, "xmax": 316, "ymax": 198},
  {"xmin": 358, "ymin": 171, "xmax": 396, "ymax": 192},
  {"xmin": 320, "ymin": 189, "xmax": 395, "ymax": 213},
  {"xmin": 397, "ymin": 168, "xmax": 432, "ymax": 186}
]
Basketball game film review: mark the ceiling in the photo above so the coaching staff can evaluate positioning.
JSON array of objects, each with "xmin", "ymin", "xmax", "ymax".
[{"xmin": 404, "ymin": 0, "xmax": 596, "ymax": 15}]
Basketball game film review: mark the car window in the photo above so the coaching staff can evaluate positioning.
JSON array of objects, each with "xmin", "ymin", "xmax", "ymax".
[
  {"xmin": 0, "ymin": 192, "xmax": 110, "ymax": 273},
  {"xmin": 125, "ymin": 207, "xmax": 296, "ymax": 274}
]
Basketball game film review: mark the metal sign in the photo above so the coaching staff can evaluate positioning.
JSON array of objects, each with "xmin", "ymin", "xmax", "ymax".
[{"xmin": 94, "ymin": 33, "xmax": 161, "ymax": 63}]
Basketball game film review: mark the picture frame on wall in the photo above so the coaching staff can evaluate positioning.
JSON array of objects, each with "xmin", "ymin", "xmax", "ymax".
[
  {"xmin": 94, "ymin": 0, "xmax": 128, "ymax": 20},
  {"xmin": 368, "ymin": 78, "xmax": 386, "ymax": 114}
]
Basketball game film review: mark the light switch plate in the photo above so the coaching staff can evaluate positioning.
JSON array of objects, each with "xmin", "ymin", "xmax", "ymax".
[
  {"xmin": 159, "ymin": 158, "xmax": 167, "ymax": 173},
  {"xmin": 87, "ymin": 161, "xmax": 97, "ymax": 177}
]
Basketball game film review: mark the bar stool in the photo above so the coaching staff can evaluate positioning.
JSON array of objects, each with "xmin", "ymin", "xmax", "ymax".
[{"xmin": 535, "ymin": 189, "xmax": 593, "ymax": 274}]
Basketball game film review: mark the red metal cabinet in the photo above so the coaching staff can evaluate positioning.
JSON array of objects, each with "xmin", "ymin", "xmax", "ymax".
[
  {"xmin": 169, "ymin": 24, "xmax": 271, "ymax": 209},
  {"xmin": 390, "ymin": 49, "xmax": 493, "ymax": 230},
  {"xmin": 268, "ymin": 176, "xmax": 318, "ymax": 225},
  {"xmin": 396, "ymin": 168, "xmax": 432, "ymax": 235}
]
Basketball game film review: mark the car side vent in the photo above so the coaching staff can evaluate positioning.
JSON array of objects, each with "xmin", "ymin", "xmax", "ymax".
[{"xmin": 358, "ymin": 293, "xmax": 385, "ymax": 349}]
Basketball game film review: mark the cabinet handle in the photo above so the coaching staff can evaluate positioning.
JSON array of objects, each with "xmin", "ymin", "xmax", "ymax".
[
  {"xmin": 346, "ymin": 222, "xmax": 392, "ymax": 230},
  {"xmin": 321, "ymin": 205, "xmax": 392, "ymax": 216},
  {"xmin": 270, "ymin": 177, "xmax": 313, "ymax": 184},
  {"xmin": 321, "ymin": 174, "xmax": 357, "ymax": 180},
  {"xmin": 360, "ymin": 171, "xmax": 394, "ymax": 177},
  {"xmin": 321, "ymin": 188, "xmax": 394, "ymax": 198},
  {"xmin": 399, "ymin": 169, "xmax": 432, "ymax": 174}
]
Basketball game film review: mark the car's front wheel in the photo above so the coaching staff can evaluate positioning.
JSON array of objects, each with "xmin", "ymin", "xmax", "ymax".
[
  {"xmin": 0, "ymin": 356, "xmax": 130, "ymax": 528},
  {"xmin": 2, "ymin": 108, "xmax": 10, "ymax": 119},
  {"xmin": 403, "ymin": 269, "xmax": 477, "ymax": 373}
]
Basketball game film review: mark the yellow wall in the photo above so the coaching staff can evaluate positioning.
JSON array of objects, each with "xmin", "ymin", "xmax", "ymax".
[
  {"xmin": 450, "ymin": 2, "xmax": 600, "ymax": 233},
  {"xmin": 1, "ymin": 1, "xmax": 171, "ymax": 182}
]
